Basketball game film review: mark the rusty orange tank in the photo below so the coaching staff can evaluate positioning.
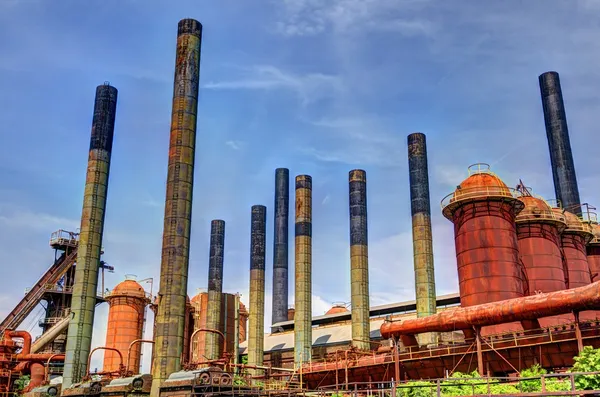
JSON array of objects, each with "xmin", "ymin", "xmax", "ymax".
[
  {"xmin": 442, "ymin": 164, "xmax": 526, "ymax": 336},
  {"xmin": 103, "ymin": 277, "xmax": 150, "ymax": 373},
  {"xmin": 287, "ymin": 307, "xmax": 295, "ymax": 321},
  {"xmin": 587, "ymin": 223, "xmax": 600, "ymax": 282},
  {"xmin": 326, "ymin": 303, "xmax": 349, "ymax": 315},
  {"xmin": 515, "ymin": 195, "xmax": 571, "ymax": 326},
  {"xmin": 189, "ymin": 291, "xmax": 248, "ymax": 362}
]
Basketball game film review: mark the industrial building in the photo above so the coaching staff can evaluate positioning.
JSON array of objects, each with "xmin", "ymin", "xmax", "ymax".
[{"xmin": 2, "ymin": 16, "xmax": 600, "ymax": 397}]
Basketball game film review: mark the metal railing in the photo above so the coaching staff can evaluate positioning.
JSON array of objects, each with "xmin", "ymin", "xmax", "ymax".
[
  {"xmin": 441, "ymin": 186, "xmax": 519, "ymax": 210},
  {"xmin": 49, "ymin": 229, "xmax": 79, "ymax": 248}
]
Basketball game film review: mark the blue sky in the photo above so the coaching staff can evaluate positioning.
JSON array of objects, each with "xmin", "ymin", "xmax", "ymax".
[{"xmin": 2, "ymin": 0, "xmax": 600, "ymax": 372}]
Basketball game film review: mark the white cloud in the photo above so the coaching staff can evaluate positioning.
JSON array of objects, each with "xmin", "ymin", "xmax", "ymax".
[
  {"xmin": 203, "ymin": 65, "xmax": 341, "ymax": 106},
  {"xmin": 0, "ymin": 205, "xmax": 79, "ymax": 232},
  {"xmin": 225, "ymin": 140, "xmax": 245, "ymax": 150}
]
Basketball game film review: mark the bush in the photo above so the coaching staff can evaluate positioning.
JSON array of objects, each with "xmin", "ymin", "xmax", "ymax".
[
  {"xmin": 571, "ymin": 346, "xmax": 600, "ymax": 390},
  {"xmin": 519, "ymin": 363, "xmax": 547, "ymax": 392},
  {"xmin": 397, "ymin": 380, "xmax": 436, "ymax": 397}
]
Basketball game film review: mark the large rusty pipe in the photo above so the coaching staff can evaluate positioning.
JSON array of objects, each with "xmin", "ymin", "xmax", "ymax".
[
  {"xmin": 407, "ymin": 133, "xmax": 437, "ymax": 346},
  {"xmin": 539, "ymin": 72, "xmax": 582, "ymax": 217},
  {"xmin": 206, "ymin": 220, "xmax": 225, "ymax": 360},
  {"xmin": 248, "ymin": 205, "xmax": 267, "ymax": 374},
  {"xmin": 272, "ymin": 168, "xmax": 290, "ymax": 326},
  {"xmin": 64, "ymin": 82, "xmax": 118, "ymax": 387},
  {"xmin": 294, "ymin": 175, "xmax": 312, "ymax": 367},
  {"xmin": 380, "ymin": 281, "xmax": 600, "ymax": 338},
  {"xmin": 151, "ymin": 18, "xmax": 202, "ymax": 397},
  {"xmin": 349, "ymin": 170, "xmax": 370, "ymax": 351},
  {"xmin": 6, "ymin": 330, "xmax": 32, "ymax": 355}
]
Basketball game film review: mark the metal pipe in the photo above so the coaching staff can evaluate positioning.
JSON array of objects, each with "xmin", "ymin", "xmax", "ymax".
[
  {"xmin": 87, "ymin": 347, "xmax": 123, "ymax": 377},
  {"xmin": 380, "ymin": 281, "xmax": 600, "ymax": 338},
  {"xmin": 6, "ymin": 330, "xmax": 32, "ymax": 355},
  {"xmin": 294, "ymin": 175, "xmax": 312, "ymax": 367},
  {"xmin": 45, "ymin": 354, "xmax": 66, "ymax": 383},
  {"xmin": 206, "ymin": 220, "xmax": 225, "ymax": 360},
  {"xmin": 63, "ymin": 82, "xmax": 118, "ymax": 388},
  {"xmin": 126, "ymin": 339, "xmax": 155, "ymax": 373},
  {"xmin": 248, "ymin": 205, "xmax": 267, "ymax": 374},
  {"xmin": 407, "ymin": 133, "xmax": 437, "ymax": 346},
  {"xmin": 31, "ymin": 316, "xmax": 70, "ymax": 354},
  {"xmin": 539, "ymin": 71, "xmax": 582, "ymax": 216},
  {"xmin": 151, "ymin": 18, "xmax": 202, "ymax": 397},
  {"xmin": 272, "ymin": 168, "xmax": 290, "ymax": 327},
  {"xmin": 190, "ymin": 328, "xmax": 226, "ymax": 360},
  {"xmin": 233, "ymin": 293, "xmax": 240, "ymax": 372},
  {"xmin": 349, "ymin": 170, "xmax": 371, "ymax": 351}
]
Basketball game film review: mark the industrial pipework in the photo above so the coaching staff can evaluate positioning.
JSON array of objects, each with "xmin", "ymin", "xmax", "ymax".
[
  {"xmin": 539, "ymin": 71, "xmax": 582, "ymax": 217},
  {"xmin": 295, "ymin": 175, "xmax": 313, "ymax": 367},
  {"xmin": 407, "ymin": 133, "xmax": 437, "ymax": 346},
  {"xmin": 272, "ymin": 168, "xmax": 290, "ymax": 327},
  {"xmin": 348, "ymin": 170, "xmax": 371, "ymax": 351},
  {"xmin": 587, "ymin": 223, "xmax": 600, "ymax": 282},
  {"xmin": 441, "ymin": 164, "xmax": 526, "ymax": 336},
  {"xmin": 206, "ymin": 220, "xmax": 225, "ymax": 360},
  {"xmin": 151, "ymin": 18, "xmax": 202, "ymax": 397},
  {"xmin": 248, "ymin": 205, "xmax": 267, "ymax": 373},
  {"xmin": 63, "ymin": 82, "xmax": 118, "ymax": 388},
  {"xmin": 380, "ymin": 281, "xmax": 600, "ymax": 339}
]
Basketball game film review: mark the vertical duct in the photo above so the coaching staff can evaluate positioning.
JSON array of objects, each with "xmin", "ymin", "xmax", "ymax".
[
  {"xmin": 233, "ymin": 294, "xmax": 240, "ymax": 371},
  {"xmin": 272, "ymin": 168, "xmax": 290, "ymax": 327},
  {"xmin": 248, "ymin": 205, "xmax": 266, "ymax": 372},
  {"xmin": 63, "ymin": 83, "xmax": 117, "ymax": 388},
  {"xmin": 206, "ymin": 220, "xmax": 225, "ymax": 360},
  {"xmin": 539, "ymin": 72, "xmax": 582, "ymax": 216},
  {"xmin": 151, "ymin": 18, "xmax": 202, "ymax": 396},
  {"xmin": 407, "ymin": 133, "xmax": 438, "ymax": 346},
  {"xmin": 294, "ymin": 175, "xmax": 312, "ymax": 367},
  {"xmin": 348, "ymin": 170, "xmax": 371, "ymax": 350}
]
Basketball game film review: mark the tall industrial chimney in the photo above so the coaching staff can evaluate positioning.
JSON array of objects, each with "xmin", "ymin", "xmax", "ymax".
[
  {"xmin": 272, "ymin": 168, "xmax": 290, "ymax": 327},
  {"xmin": 151, "ymin": 19, "xmax": 202, "ymax": 396},
  {"xmin": 348, "ymin": 170, "xmax": 371, "ymax": 350},
  {"xmin": 539, "ymin": 72, "xmax": 582, "ymax": 216},
  {"xmin": 294, "ymin": 175, "xmax": 312, "ymax": 367},
  {"xmin": 63, "ymin": 82, "xmax": 118, "ymax": 388},
  {"xmin": 206, "ymin": 220, "xmax": 225, "ymax": 360},
  {"xmin": 248, "ymin": 205, "xmax": 267, "ymax": 372},
  {"xmin": 407, "ymin": 133, "xmax": 438, "ymax": 346}
]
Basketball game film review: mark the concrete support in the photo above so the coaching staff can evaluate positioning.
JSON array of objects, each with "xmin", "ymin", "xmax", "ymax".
[
  {"xmin": 206, "ymin": 220, "xmax": 225, "ymax": 360},
  {"xmin": 248, "ymin": 205, "xmax": 267, "ymax": 374},
  {"xmin": 63, "ymin": 83, "xmax": 118, "ymax": 387},
  {"xmin": 349, "ymin": 170, "xmax": 371, "ymax": 350},
  {"xmin": 407, "ymin": 133, "xmax": 437, "ymax": 346},
  {"xmin": 151, "ymin": 19, "xmax": 202, "ymax": 397},
  {"xmin": 294, "ymin": 175, "xmax": 312, "ymax": 367}
]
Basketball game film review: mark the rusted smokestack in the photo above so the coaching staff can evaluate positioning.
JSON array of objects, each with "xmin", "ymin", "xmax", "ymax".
[
  {"xmin": 151, "ymin": 18, "xmax": 202, "ymax": 397},
  {"xmin": 294, "ymin": 175, "xmax": 312, "ymax": 367},
  {"xmin": 539, "ymin": 72, "xmax": 582, "ymax": 217},
  {"xmin": 63, "ymin": 83, "xmax": 117, "ymax": 388},
  {"xmin": 348, "ymin": 170, "xmax": 370, "ymax": 351},
  {"xmin": 272, "ymin": 168, "xmax": 290, "ymax": 327},
  {"xmin": 248, "ymin": 205, "xmax": 266, "ymax": 373},
  {"xmin": 407, "ymin": 133, "xmax": 437, "ymax": 346},
  {"xmin": 206, "ymin": 220, "xmax": 225, "ymax": 360}
]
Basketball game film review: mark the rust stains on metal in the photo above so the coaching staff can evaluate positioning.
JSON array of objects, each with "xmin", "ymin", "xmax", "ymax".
[
  {"xmin": 407, "ymin": 133, "xmax": 437, "ymax": 346},
  {"xmin": 561, "ymin": 210, "xmax": 594, "ymax": 288},
  {"xmin": 295, "ymin": 175, "xmax": 312, "ymax": 367},
  {"xmin": 380, "ymin": 281, "xmax": 600, "ymax": 339},
  {"xmin": 151, "ymin": 18, "xmax": 202, "ymax": 397},
  {"xmin": 248, "ymin": 205, "xmax": 266, "ymax": 374},
  {"xmin": 515, "ymin": 194, "xmax": 572, "ymax": 326},
  {"xmin": 206, "ymin": 220, "xmax": 225, "ymax": 361},
  {"xmin": 103, "ymin": 278, "xmax": 150, "ymax": 373},
  {"xmin": 63, "ymin": 83, "xmax": 118, "ymax": 388},
  {"xmin": 272, "ymin": 168, "xmax": 290, "ymax": 327},
  {"xmin": 441, "ymin": 164, "xmax": 525, "ymax": 335},
  {"xmin": 349, "ymin": 169, "xmax": 370, "ymax": 351},
  {"xmin": 587, "ymin": 223, "xmax": 600, "ymax": 282}
]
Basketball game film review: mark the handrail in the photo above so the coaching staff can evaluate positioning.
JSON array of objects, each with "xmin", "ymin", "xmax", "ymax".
[
  {"xmin": 126, "ymin": 339, "xmax": 155, "ymax": 373},
  {"xmin": 441, "ymin": 186, "xmax": 520, "ymax": 210}
]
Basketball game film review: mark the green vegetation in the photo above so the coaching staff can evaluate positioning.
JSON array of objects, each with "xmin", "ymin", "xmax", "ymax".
[
  {"xmin": 395, "ymin": 346, "xmax": 600, "ymax": 396},
  {"xmin": 13, "ymin": 375, "xmax": 30, "ymax": 394}
]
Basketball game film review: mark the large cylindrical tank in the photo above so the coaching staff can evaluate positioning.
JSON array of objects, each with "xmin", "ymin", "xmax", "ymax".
[
  {"xmin": 103, "ymin": 278, "xmax": 150, "ymax": 373},
  {"xmin": 515, "ymin": 196, "xmax": 571, "ymax": 326},
  {"xmin": 442, "ymin": 164, "xmax": 526, "ymax": 335},
  {"xmin": 587, "ymin": 223, "xmax": 600, "ymax": 282}
]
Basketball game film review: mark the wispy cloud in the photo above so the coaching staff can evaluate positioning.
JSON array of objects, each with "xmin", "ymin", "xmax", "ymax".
[
  {"xmin": 0, "ymin": 205, "xmax": 79, "ymax": 232},
  {"xmin": 203, "ymin": 65, "xmax": 341, "ymax": 105},
  {"xmin": 274, "ymin": 0, "xmax": 434, "ymax": 37},
  {"xmin": 225, "ymin": 140, "xmax": 245, "ymax": 150}
]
